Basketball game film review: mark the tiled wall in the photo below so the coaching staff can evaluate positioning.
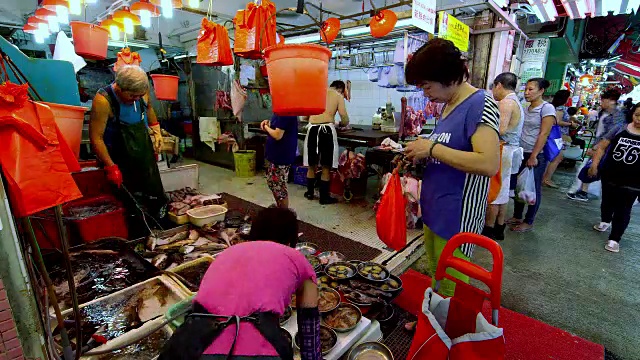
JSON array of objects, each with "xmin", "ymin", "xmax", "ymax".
[
  {"xmin": 327, "ymin": 69, "xmax": 407, "ymax": 126},
  {"xmin": 0, "ymin": 280, "xmax": 26, "ymax": 360}
]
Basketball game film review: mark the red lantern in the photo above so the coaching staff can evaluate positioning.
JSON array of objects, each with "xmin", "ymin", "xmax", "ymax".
[
  {"xmin": 320, "ymin": 17, "xmax": 340, "ymax": 44},
  {"xmin": 370, "ymin": 10, "xmax": 397, "ymax": 38}
]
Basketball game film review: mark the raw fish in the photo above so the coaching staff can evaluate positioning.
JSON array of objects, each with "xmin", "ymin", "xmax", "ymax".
[
  {"xmin": 188, "ymin": 230, "xmax": 200, "ymax": 240},
  {"xmin": 151, "ymin": 254, "xmax": 168, "ymax": 269},
  {"xmin": 157, "ymin": 239, "xmax": 196, "ymax": 251},
  {"xmin": 192, "ymin": 238, "xmax": 210, "ymax": 247}
]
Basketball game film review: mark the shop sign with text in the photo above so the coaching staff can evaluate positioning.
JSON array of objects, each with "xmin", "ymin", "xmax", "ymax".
[
  {"xmin": 412, "ymin": 0, "xmax": 436, "ymax": 34},
  {"xmin": 438, "ymin": 11, "xmax": 469, "ymax": 52}
]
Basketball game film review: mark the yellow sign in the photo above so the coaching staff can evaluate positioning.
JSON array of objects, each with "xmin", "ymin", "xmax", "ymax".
[{"xmin": 438, "ymin": 12, "xmax": 469, "ymax": 52}]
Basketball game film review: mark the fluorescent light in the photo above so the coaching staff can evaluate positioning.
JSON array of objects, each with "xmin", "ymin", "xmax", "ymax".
[
  {"xmin": 541, "ymin": 0, "xmax": 558, "ymax": 20},
  {"xmin": 48, "ymin": 15, "xmax": 60, "ymax": 33},
  {"xmin": 188, "ymin": 0, "xmax": 199, "ymax": 8},
  {"xmin": 140, "ymin": 10, "xmax": 151, "ymax": 28},
  {"xmin": 108, "ymin": 40, "xmax": 150, "ymax": 48},
  {"xmin": 624, "ymin": 0, "xmax": 640, "ymax": 14},
  {"xmin": 562, "ymin": 0, "xmax": 588, "ymax": 18},
  {"xmin": 342, "ymin": 18, "xmax": 414, "ymax": 37},
  {"xmin": 161, "ymin": 0, "xmax": 173, "ymax": 18},
  {"xmin": 286, "ymin": 33, "xmax": 320, "ymax": 44},
  {"xmin": 68, "ymin": 0, "xmax": 81, "ymax": 15},
  {"xmin": 56, "ymin": 5, "xmax": 69, "ymax": 24},
  {"xmin": 34, "ymin": 31, "xmax": 46, "ymax": 43}
]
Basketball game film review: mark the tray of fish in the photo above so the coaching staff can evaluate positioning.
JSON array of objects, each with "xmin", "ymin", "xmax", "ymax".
[
  {"xmin": 84, "ymin": 320, "xmax": 173, "ymax": 360},
  {"xmin": 168, "ymin": 256, "xmax": 215, "ymax": 294},
  {"xmin": 46, "ymin": 238, "xmax": 161, "ymax": 312},
  {"xmin": 167, "ymin": 187, "xmax": 226, "ymax": 216},
  {"xmin": 54, "ymin": 275, "xmax": 189, "ymax": 354}
]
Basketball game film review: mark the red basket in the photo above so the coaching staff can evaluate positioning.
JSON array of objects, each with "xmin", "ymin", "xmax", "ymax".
[{"xmin": 63, "ymin": 195, "xmax": 128, "ymax": 243}]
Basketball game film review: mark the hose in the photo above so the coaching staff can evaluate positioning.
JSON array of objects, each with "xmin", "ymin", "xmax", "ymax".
[
  {"xmin": 53, "ymin": 206, "xmax": 83, "ymax": 360},
  {"xmin": 80, "ymin": 309, "xmax": 190, "ymax": 357}
]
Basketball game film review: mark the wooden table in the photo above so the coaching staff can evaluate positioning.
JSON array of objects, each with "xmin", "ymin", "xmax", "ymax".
[{"xmin": 247, "ymin": 123, "xmax": 398, "ymax": 148}]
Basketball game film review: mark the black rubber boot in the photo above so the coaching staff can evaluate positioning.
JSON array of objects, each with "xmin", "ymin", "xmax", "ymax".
[
  {"xmin": 319, "ymin": 180, "xmax": 338, "ymax": 205},
  {"xmin": 494, "ymin": 224, "xmax": 506, "ymax": 241},
  {"xmin": 304, "ymin": 178, "xmax": 316, "ymax": 200},
  {"xmin": 481, "ymin": 225, "xmax": 495, "ymax": 240}
]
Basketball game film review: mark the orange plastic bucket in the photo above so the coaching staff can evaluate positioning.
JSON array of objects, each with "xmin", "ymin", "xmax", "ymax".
[
  {"xmin": 264, "ymin": 44, "xmax": 332, "ymax": 116},
  {"xmin": 70, "ymin": 21, "xmax": 109, "ymax": 60},
  {"xmin": 150, "ymin": 74, "xmax": 179, "ymax": 101},
  {"xmin": 41, "ymin": 102, "xmax": 87, "ymax": 159}
]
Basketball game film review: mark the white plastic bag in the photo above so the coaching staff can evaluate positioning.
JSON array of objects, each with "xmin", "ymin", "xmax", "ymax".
[{"xmin": 516, "ymin": 168, "xmax": 536, "ymax": 205}]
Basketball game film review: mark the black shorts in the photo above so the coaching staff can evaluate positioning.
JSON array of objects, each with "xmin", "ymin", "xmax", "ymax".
[{"xmin": 305, "ymin": 124, "xmax": 337, "ymax": 168}]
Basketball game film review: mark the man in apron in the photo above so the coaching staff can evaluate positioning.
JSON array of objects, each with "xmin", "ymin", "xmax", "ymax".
[{"xmin": 89, "ymin": 65, "xmax": 168, "ymax": 225}]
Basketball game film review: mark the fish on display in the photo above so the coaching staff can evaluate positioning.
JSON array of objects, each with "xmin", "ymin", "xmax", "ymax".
[
  {"xmin": 151, "ymin": 254, "xmax": 168, "ymax": 269},
  {"xmin": 156, "ymin": 239, "xmax": 197, "ymax": 251}
]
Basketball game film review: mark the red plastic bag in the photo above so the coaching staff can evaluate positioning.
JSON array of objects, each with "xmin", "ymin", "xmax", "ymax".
[
  {"xmin": 0, "ymin": 85, "xmax": 82, "ymax": 217},
  {"xmin": 487, "ymin": 143, "xmax": 503, "ymax": 204},
  {"xmin": 233, "ymin": 0, "xmax": 277, "ymax": 59},
  {"xmin": 113, "ymin": 47, "xmax": 142, "ymax": 72},
  {"xmin": 197, "ymin": 18, "xmax": 234, "ymax": 66},
  {"xmin": 376, "ymin": 170, "xmax": 406, "ymax": 251}
]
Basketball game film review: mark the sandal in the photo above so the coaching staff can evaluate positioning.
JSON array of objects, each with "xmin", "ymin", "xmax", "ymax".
[
  {"xmin": 505, "ymin": 218, "xmax": 522, "ymax": 226},
  {"xmin": 543, "ymin": 181, "xmax": 559, "ymax": 189},
  {"xmin": 511, "ymin": 223, "xmax": 533, "ymax": 233}
]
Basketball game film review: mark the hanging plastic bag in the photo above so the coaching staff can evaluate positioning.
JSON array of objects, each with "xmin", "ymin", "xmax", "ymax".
[
  {"xmin": 233, "ymin": 0, "xmax": 277, "ymax": 59},
  {"xmin": 197, "ymin": 18, "xmax": 234, "ymax": 66},
  {"xmin": 367, "ymin": 67, "xmax": 380, "ymax": 82},
  {"xmin": 0, "ymin": 81, "xmax": 82, "ymax": 217},
  {"xmin": 376, "ymin": 170, "xmax": 407, "ymax": 251},
  {"xmin": 515, "ymin": 167, "xmax": 536, "ymax": 205},
  {"xmin": 113, "ymin": 47, "xmax": 142, "ymax": 72},
  {"xmin": 487, "ymin": 143, "xmax": 503, "ymax": 204}
]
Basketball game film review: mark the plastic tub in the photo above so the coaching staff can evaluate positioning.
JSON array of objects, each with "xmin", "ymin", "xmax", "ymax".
[
  {"xmin": 41, "ymin": 102, "xmax": 87, "ymax": 159},
  {"xmin": 63, "ymin": 195, "xmax": 128, "ymax": 243},
  {"xmin": 187, "ymin": 205, "xmax": 228, "ymax": 227},
  {"xmin": 264, "ymin": 44, "xmax": 332, "ymax": 116},
  {"xmin": 151, "ymin": 74, "xmax": 179, "ymax": 101},
  {"xmin": 70, "ymin": 21, "xmax": 109, "ymax": 60}
]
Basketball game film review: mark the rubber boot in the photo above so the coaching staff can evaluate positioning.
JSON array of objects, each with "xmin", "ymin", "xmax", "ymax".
[
  {"xmin": 494, "ymin": 224, "xmax": 506, "ymax": 241},
  {"xmin": 304, "ymin": 178, "xmax": 316, "ymax": 200},
  {"xmin": 481, "ymin": 225, "xmax": 495, "ymax": 240},
  {"xmin": 319, "ymin": 180, "xmax": 338, "ymax": 205}
]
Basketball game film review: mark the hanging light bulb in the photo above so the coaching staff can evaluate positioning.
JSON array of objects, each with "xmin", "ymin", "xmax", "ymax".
[
  {"xmin": 68, "ymin": 0, "xmax": 81, "ymax": 15},
  {"xmin": 42, "ymin": 0, "xmax": 70, "ymax": 24},
  {"xmin": 131, "ymin": 1, "xmax": 159, "ymax": 29},
  {"xmin": 188, "ymin": 0, "xmax": 199, "ymax": 8},
  {"xmin": 84, "ymin": 0, "xmax": 97, "ymax": 3},
  {"xmin": 100, "ymin": 17, "xmax": 122, "ymax": 40},
  {"xmin": 35, "ymin": 31, "xmax": 46, "ymax": 43},
  {"xmin": 35, "ymin": 8, "xmax": 59, "ymax": 33},
  {"xmin": 113, "ymin": 7, "xmax": 140, "ymax": 35},
  {"xmin": 28, "ymin": 16, "xmax": 49, "ymax": 35},
  {"xmin": 161, "ymin": 0, "xmax": 173, "ymax": 18}
]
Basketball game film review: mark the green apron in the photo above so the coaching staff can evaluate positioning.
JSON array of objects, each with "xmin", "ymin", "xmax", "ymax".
[{"xmin": 101, "ymin": 85, "xmax": 168, "ymax": 220}]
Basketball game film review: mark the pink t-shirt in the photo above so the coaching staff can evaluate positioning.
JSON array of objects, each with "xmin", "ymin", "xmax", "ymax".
[{"xmin": 195, "ymin": 241, "xmax": 317, "ymax": 356}]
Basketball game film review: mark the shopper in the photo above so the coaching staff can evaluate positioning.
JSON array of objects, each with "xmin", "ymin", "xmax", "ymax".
[
  {"xmin": 160, "ymin": 208, "xmax": 321, "ymax": 360},
  {"xmin": 507, "ymin": 78, "xmax": 555, "ymax": 233},
  {"xmin": 567, "ymin": 89, "xmax": 625, "ymax": 202},
  {"xmin": 262, "ymin": 115, "xmax": 299, "ymax": 208},
  {"xmin": 89, "ymin": 65, "xmax": 167, "ymax": 221},
  {"xmin": 483, "ymin": 72, "xmax": 524, "ymax": 240},
  {"xmin": 588, "ymin": 103, "xmax": 640, "ymax": 253},
  {"xmin": 303, "ymin": 80, "xmax": 349, "ymax": 205},
  {"xmin": 404, "ymin": 38, "xmax": 500, "ymax": 297},
  {"xmin": 542, "ymin": 90, "xmax": 573, "ymax": 188}
]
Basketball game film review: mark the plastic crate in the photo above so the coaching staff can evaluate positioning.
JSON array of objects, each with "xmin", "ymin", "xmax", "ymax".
[
  {"xmin": 293, "ymin": 166, "xmax": 309, "ymax": 186},
  {"xmin": 63, "ymin": 195, "xmax": 128, "ymax": 243}
]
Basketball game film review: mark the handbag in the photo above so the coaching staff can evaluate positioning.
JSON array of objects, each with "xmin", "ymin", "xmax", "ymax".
[{"xmin": 543, "ymin": 104, "xmax": 564, "ymax": 161}]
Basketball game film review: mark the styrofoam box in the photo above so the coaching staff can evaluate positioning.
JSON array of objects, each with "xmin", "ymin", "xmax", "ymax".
[{"xmin": 160, "ymin": 164, "xmax": 199, "ymax": 192}]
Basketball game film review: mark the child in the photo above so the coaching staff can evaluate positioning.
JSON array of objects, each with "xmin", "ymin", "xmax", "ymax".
[{"xmin": 262, "ymin": 115, "xmax": 299, "ymax": 208}]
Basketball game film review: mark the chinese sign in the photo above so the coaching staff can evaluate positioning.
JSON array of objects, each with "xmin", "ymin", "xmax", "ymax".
[
  {"xmin": 522, "ymin": 38, "xmax": 550, "ymax": 63},
  {"xmin": 520, "ymin": 62, "xmax": 545, "ymax": 85},
  {"xmin": 412, "ymin": 0, "xmax": 436, "ymax": 34},
  {"xmin": 438, "ymin": 12, "xmax": 469, "ymax": 52}
]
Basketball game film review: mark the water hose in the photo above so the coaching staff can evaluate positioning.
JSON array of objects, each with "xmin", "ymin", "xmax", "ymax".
[{"xmin": 22, "ymin": 217, "xmax": 75, "ymax": 360}]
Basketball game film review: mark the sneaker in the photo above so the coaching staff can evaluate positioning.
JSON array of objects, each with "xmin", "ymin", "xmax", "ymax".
[
  {"xmin": 605, "ymin": 240, "xmax": 620, "ymax": 253},
  {"xmin": 593, "ymin": 222, "xmax": 611, "ymax": 232},
  {"xmin": 567, "ymin": 191, "xmax": 589, "ymax": 202}
]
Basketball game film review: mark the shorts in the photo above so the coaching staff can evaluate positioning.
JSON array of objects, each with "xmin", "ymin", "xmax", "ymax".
[
  {"xmin": 266, "ymin": 163, "xmax": 290, "ymax": 201},
  {"xmin": 303, "ymin": 123, "xmax": 339, "ymax": 168}
]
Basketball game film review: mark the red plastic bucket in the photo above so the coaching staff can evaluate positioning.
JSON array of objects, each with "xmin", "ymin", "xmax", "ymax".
[
  {"xmin": 150, "ymin": 74, "xmax": 179, "ymax": 101},
  {"xmin": 41, "ymin": 102, "xmax": 87, "ymax": 159},
  {"xmin": 63, "ymin": 195, "xmax": 128, "ymax": 243},
  {"xmin": 264, "ymin": 44, "xmax": 332, "ymax": 116},
  {"xmin": 70, "ymin": 21, "xmax": 109, "ymax": 60}
]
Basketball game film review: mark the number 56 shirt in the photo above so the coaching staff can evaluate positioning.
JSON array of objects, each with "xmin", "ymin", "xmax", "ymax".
[{"xmin": 601, "ymin": 124, "xmax": 640, "ymax": 191}]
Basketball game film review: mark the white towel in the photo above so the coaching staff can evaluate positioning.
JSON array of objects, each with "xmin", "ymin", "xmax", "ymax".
[
  {"xmin": 199, "ymin": 117, "xmax": 220, "ymax": 151},
  {"xmin": 53, "ymin": 32, "xmax": 86, "ymax": 73}
]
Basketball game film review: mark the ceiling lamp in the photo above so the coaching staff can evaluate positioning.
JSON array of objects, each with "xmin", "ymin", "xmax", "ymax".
[
  {"xmin": 100, "ymin": 16, "xmax": 123, "ymax": 40},
  {"xmin": 150, "ymin": 0, "xmax": 182, "ymax": 19},
  {"xmin": 370, "ymin": 10, "xmax": 397, "ymax": 38},
  {"xmin": 113, "ymin": 7, "xmax": 141, "ymax": 35},
  {"xmin": 35, "ymin": 8, "xmax": 60, "ymax": 33},
  {"xmin": 320, "ymin": 17, "xmax": 340, "ymax": 44},
  {"xmin": 42, "ymin": 0, "xmax": 70, "ymax": 24},
  {"xmin": 131, "ymin": 0, "xmax": 159, "ymax": 28},
  {"xmin": 27, "ymin": 16, "xmax": 50, "ymax": 34},
  {"xmin": 68, "ymin": 0, "xmax": 81, "ymax": 15}
]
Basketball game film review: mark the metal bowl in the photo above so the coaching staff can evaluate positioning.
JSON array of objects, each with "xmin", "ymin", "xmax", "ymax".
[
  {"xmin": 280, "ymin": 305, "xmax": 292, "ymax": 325},
  {"xmin": 305, "ymin": 255, "xmax": 322, "ymax": 272},
  {"xmin": 377, "ymin": 274, "xmax": 403, "ymax": 293},
  {"xmin": 318, "ymin": 287, "xmax": 341, "ymax": 313},
  {"xmin": 317, "ymin": 251, "xmax": 346, "ymax": 266},
  {"xmin": 295, "ymin": 325, "xmax": 338, "ymax": 355},
  {"xmin": 357, "ymin": 262, "xmax": 390, "ymax": 282},
  {"xmin": 324, "ymin": 261, "xmax": 358, "ymax": 281},
  {"xmin": 347, "ymin": 342, "xmax": 394, "ymax": 360},
  {"xmin": 296, "ymin": 242, "xmax": 319, "ymax": 256},
  {"xmin": 322, "ymin": 302, "xmax": 362, "ymax": 333}
]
